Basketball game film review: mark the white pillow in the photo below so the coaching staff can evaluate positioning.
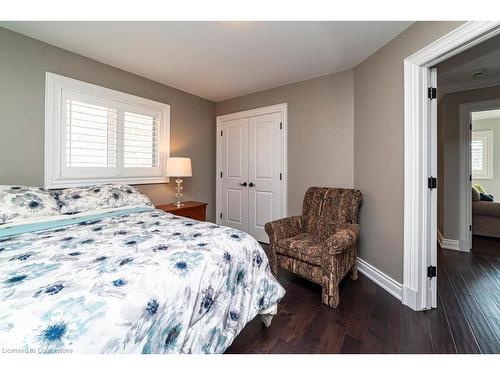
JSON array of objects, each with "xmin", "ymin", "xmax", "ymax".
[
  {"xmin": 54, "ymin": 184, "xmax": 153, "ymax": 214},
  {"xmin": 0, "ymin": 185, "xmax": 61, "ymax": 225}
]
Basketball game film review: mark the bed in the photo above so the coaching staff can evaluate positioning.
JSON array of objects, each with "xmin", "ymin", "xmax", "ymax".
[{"xmin": 0, "ymin": 184, "xmax": 285, "ymax": 354}]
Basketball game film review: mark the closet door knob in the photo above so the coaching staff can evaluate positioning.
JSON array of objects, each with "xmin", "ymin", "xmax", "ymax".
[
  {"xmin": 239, "ymin": 182, "xmax": 247, "ymax": 187},
  {"xmin": 249, "ymin": 182, "xmax": 255, "ymax": 187}
]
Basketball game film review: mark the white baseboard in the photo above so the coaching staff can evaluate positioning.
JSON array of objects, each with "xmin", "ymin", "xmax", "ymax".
[
  {"xmin": 357, "ymin": 257, "xmax": 402, "ymax": 301},
  {"xmin": 437, "ymin": 229, "xmax": 462, "ymax": 251},
  {"xmin": 402, "ymin": 285, "xmax": 417, "ymax": 310}
]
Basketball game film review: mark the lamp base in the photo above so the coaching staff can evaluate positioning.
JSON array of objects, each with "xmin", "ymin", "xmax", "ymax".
[{"xmin": 174, "ymin": 178, "xmax": 184, "ymax": 207}]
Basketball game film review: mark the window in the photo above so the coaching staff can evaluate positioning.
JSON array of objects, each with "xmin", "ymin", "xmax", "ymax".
[
  {"xmin": 45, "ymin": 73, "xmax": 170, "ymax": 188},
  {"xmin": 471, "ymin": 130, "xmax": 493, "ymax": 179}
]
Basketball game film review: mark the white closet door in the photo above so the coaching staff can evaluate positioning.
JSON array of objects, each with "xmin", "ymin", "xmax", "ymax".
[
  {"xmin": 248, "ymin": 112, "xmax": 283, "ymax": 243},
  {"xmin": 220, "ymin": 118, "xmax": 249, "ymax": 232}
]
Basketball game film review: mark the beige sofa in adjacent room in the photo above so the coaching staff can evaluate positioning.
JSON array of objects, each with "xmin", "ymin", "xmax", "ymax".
[{"xmin": 472, "ymin": 200, "xmax": 500, "ymax": 238}]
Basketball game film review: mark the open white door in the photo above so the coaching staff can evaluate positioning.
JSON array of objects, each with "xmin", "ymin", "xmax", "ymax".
[
  {"xmin": 428, "ymin": 67, "xmax": 438, "ymax": 309},
  {"xmin": 463, "ymin": 110, "xmax": 473, "ymax": 252}
]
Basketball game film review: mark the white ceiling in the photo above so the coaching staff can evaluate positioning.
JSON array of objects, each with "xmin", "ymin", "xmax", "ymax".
[
  {"xmin": 438, "ymin": 33, "xmax": 500, "ymax": 95},
  {"xmin": 1, "ymin": 21, "xmax": 412, "ymax": 101}
]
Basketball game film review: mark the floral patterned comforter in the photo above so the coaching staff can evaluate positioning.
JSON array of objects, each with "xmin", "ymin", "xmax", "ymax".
[{"xmin": 0, "ymin": 207, "xmax": 285, "ymax": 354}]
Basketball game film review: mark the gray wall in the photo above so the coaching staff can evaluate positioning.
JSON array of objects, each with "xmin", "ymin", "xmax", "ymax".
[
  {"xmin": 354, "ymin": 21, "xmax": 464, "ymax": 282},
  {"xmin": 437, "ymin": 85, "xmax": 500, "ymax": 240},
  {"xmin": 0, "ymin": 27, "xmax": 217, "ymax": 221},
  {"xmin": 216, "ymin": 71, "xmax": 354, "ymax": 216},
  {"xmin": 472, "ymin": 118, "xmax": 500, "ymax": 199},
  {"xmin": 1, "ymin": 22, "xmax": 472, "ymax": 283}
]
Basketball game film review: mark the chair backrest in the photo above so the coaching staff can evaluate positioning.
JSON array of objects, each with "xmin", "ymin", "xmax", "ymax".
[{"xmin": 302, "ymin": 187, "xmax": 362, "ymax": 238}]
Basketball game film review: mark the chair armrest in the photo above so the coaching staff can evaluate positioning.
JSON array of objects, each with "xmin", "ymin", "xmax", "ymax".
[
  {"xmin": 265, "ymin": 215, "xmax": 305, "ymax": 276},
  {"xmin": 265, "ymin": 216, "xmax": 305, "ymax": 244},
  {"xmin": 324, "ymin": 224, "xmax": 359, "ymax": 255}
]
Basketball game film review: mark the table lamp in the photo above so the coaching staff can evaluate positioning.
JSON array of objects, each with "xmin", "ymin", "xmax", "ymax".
[{"xmin": 166, "ymin": 157, "xmax": 192, "ymax": 207}]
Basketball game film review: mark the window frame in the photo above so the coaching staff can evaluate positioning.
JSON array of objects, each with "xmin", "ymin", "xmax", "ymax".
[
  {"xmin": 45, "ymin": 72, "xmax": 170, "ymax": 188},
  {"xmin": 471, "ymin": 129, "xmax": 493, "ymax": 180}
]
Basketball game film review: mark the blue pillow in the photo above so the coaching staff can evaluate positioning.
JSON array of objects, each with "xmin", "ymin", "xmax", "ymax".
[
  {"xmin": 0, "ymin": 185, "xmax": 61, "ymax": 225},
  {"xmin": 480, "ymin": 193, "xmax": 494, "ymax": 202}
]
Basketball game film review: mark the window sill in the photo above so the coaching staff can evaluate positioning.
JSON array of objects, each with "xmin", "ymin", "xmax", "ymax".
[{"xmin": 44, "ymin": 176, "xmax": 169, "ymax": 189}]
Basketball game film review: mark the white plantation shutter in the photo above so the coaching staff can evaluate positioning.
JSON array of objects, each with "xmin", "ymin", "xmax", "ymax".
[
  {"xmin": 45, "ymin": 73, "xmax": 170, "ymax": 188},
  {"xmin": 471, "ymin": 139, "xmax": 484, "ymax": 172},
  {"xmin": 471, "ymin": 130, "xmax": 493, "ymax": 179},
  {"xmin": 124, "ymin": 112, "xmax": 159, "ymax": 168},
  {"xmin": 66, "ymin": 99, "xmax": 117, "ymax": 168},
  {"xmin": 60, "ymin": 93, "xmax": 164, "ymax": 178}
]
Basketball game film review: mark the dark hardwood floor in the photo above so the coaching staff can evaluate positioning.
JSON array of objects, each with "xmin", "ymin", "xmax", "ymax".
[{"xmin": 225, "ymin": 242, "xmax": 500, "ymax": 354}]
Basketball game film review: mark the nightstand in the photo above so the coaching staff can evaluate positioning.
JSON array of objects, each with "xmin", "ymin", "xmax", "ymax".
[{"xmin": 156, "ymin": 201, "xmax": 207, "ymax": 221}]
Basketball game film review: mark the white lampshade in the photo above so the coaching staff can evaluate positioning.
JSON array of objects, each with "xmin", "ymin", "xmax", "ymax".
[{"xmin": 166, "ymin": 157, "xmax": 192, "ymax": 177}]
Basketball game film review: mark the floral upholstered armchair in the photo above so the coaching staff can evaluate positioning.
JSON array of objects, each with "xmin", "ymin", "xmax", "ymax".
[{"xmin": 265, "ymin": 187, "xmax": 362, "ymax": 308}]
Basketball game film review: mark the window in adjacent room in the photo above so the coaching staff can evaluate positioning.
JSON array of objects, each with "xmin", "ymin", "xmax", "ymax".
[
  {"xmin": 45, "ymin": 73, "xmax": 170, "ymax": 188},
  {"xmin": 471, "ymin": 130, "xmax": 493, "ymax": 179}
]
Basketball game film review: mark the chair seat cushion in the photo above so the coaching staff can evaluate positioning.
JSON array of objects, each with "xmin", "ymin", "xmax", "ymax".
[{"xmin": 276, "ymin": 233, "xmax": 323, "ymax": 266}]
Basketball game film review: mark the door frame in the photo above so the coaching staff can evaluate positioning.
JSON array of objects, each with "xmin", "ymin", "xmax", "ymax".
[
  {"xmin": 459, "ymin": 99, "xmax": 500, "ymax": 253},
  {"xmin": 215, "ymin": 103, "xmax": 288, "ymax": 230},
  {"xmin": 403, "ymin": 21, "xmax": 500, "ymax": 311}
]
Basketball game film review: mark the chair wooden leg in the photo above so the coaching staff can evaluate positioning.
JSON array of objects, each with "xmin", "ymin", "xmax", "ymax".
[
  {"xmin": 321, "ymin": 275, "xmax": 340, "ymax": 308},
  {"xmin": 350, "ymin": 263, "xmax": 358, "ymax": 280},
  {"xmin": 322, "ymin": 285, "xmax": 339, "ymax": 308}
]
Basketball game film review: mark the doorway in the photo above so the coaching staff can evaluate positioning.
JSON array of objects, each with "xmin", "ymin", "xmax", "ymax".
[
  {"xmin": 404, "ymin": 21, "xmax": 500, "ymax": 311},
  {"xmin": 458, "ymin": 103, "xmax": 500, "ymax": 252}
]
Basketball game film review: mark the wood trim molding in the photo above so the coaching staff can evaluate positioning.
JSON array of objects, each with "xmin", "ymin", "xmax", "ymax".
[
  {"xmin": 44, "ymin": 72, "xmax": 171, "ymax": 189},
  {"xmin": 437, "ymin": 230, "xmax": 462, "ymax": 252},
  {"xmin": 405, "ymin": 22, "xmax": 500, "ymax": 67},
  {"xmin": 403, "ymin": 21, "xmax": 500, "ymax": 311},
  {"xmin": 217, "ymin": 103, "xmax": 288, "ymax": 122},
  {"xmin": 357, "ymin": 257, "xmax": 402, "ymax": 301}
]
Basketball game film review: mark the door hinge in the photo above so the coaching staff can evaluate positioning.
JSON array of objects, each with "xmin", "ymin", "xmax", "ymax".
[
  {"xmin": 470, "ymin": 224, "xmax": 472, "ymax": 231},
  {"xmin": 220, "ymin": 130, "xmax": 223, "ymax": 136},
  {"xmin": 220, "ymin": 171, "xmax": 222, "ymax": 178},
  {"xmin": 470, "ymin": 174, "xmax": 472, "ymax": 182},
  {"xmin": 427, "ymin": 265, "xmax": 437, "ymax": 278},
  {"xmin": 280, "ymin": 122, "xmax": 282, "ymax": 130},
  {"xmin": 219, "ymin": 212, "xmax": 222, "ymax": 219},
  {"xmin": 428, "ymin": 176, "xmax": 437, "ymax": 190},
  {"xmin": 280, "ymin": 172, "xmax": 282, "ymax": 181},
  {"xmin": 470, "ymin": 123, "xmax": 472, "ymax": 131},
  {"xmin": 428, "ymin": 87, "xmax": 437, "ymax": 99}
]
